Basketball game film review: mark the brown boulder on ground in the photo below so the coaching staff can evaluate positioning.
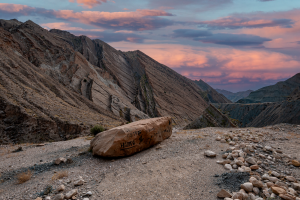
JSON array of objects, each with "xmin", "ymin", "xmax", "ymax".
[{"xmin": 90, "ymin": 117, "xmax": 172, "ymax": 157}]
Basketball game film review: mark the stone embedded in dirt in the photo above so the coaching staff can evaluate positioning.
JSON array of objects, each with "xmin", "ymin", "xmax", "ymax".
[
  {"xmin": 264, "ymin": 146, "xmax": 273, "ymax": 151},
  {"xmin": 216, "ymin": 136, "xmax": 221, "ymax": 141},
  {"xmin": 45, "ymin": 197, "xmax": 51, "ymax": 200},
  {"xmin": 65, "ymin": 189, "xmax": 78, "ymax": 199},
  {"xmin": 217, "ymin": 189, "xmax": 232, "ymax": 198},
  {"xmin": 35, "ymin": 198, "xmax": 42, "ymax": 200},
  {"xmin": 245, "ymin": 157, "xmax": 256, "ymax": 165},
  {"xmin": 57, "ymin": 185, "xmax": 65, "ymax": 192},
  {"xmin": 217, "ymin": 160, "xmax": 231, "ymax": 165},
  {"xmin": 224, "ymin": 164, "xmax": 233, "ymax": 170},
  {"xmin": 204, "ymin": 150, "xmax": 217, "ymax": 157},
  {"xmin": 291, "ymin": 160, "xmax": 300, "ymax": 167},
  {"xmin": 53, "ymin": 194, "xmax": 64, "ymax": 200},
  {"xmin": 74, "ymin": 176, "xmax": 84, "ymax": 186},
  {"xmin": 241, "ymin": 182, "xmax": 253, "ymax": 192},
  {"xmin": 90, "ymin": 117, "xmax": 172, "ymax": 157},
  {"xmin": 271, "ymin": 186, "xmax": 287, "ymax": 195},
  {"xmin": 54, "ymin": 157, "xmax": 67, "ymax": 165}
]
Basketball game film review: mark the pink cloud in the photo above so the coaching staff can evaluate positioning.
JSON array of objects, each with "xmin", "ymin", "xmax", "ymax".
[
  {"xmin": 41, "ymin": 22, "xmax": 104, "ymax": 32},
  {"xmin": 69, "ymin": 0, "xmax": 109, "ymax": 8},
  {"xmin": 0, "ymin": 4, "xmax": 174, "ymax": 31},
  {"xmin": 110, "ymin": 42, "xmax": 300, "ymax": 88}
]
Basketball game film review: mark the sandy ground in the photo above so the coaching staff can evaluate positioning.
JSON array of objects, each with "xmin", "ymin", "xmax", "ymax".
[{"xmin": 0, "ymin": 124, "xmax": 300, "ymax": 200}]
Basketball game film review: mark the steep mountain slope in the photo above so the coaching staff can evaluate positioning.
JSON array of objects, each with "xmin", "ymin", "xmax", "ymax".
[
  {"xmin": 237, "ymin": 73, "xmax": 300, "ymax": 103},
  {"xmin": 216, "ymin": 89, "xmax": 253, "ymax": 102},
  {"xmin": 194, "ymin": 80, "xmax": 231, "ymax": 103},
  {"xmin": 0, "ymin": 19, "xmax": 230, "ymax": 143},
  {"xmin": 0, "ymin": 22, "xmax": 124, "ymax": 144},
  {"xmin": 50, "ymin": 29, "xmax": 212, "ymax": 125}
]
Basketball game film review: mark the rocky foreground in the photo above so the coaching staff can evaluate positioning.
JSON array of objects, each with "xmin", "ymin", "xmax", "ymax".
[{"xmin": 0, "ymin": 124, "xmax": 300, "ymax": 200}]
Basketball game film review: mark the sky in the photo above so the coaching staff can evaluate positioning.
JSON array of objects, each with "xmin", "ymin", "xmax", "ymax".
[{"xmin": 0, "ymin": 0, "xmax": 300, "ymax": 92}]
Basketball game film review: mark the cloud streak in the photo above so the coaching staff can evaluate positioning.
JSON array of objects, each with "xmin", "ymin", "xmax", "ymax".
[
  {"xmin": 172, "ymin": 29, "xmax": 271, "ymax": 47},
  {"xmin": 69, "ymin": 0, "xmax": 109, "ymax": 8},
  {"xmin": 198, "ymin": 17, "xmax": 294, "ymax": 29},
  {"xmin": 0, "ymin": 3, "xmax": 174, "ymax": 31}
]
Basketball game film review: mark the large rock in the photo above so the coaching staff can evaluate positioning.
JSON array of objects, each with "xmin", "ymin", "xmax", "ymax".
[{"xmin": 90, "ymin": 117, "xmax": 172, "ymax": 157}]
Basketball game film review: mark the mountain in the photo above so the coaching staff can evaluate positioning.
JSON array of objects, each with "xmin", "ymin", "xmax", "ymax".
[
  {"xmin": 237, "ymin": 73, "xmax": 300, "ymax": 103},
  {"xmin": 194, "ymin": 80, "xmax": 231, "ymax": 103},
  {"xmin": 0, "ymin": 19, "xmax": 229, "ymax": 144},
  {"xmin": 216, "ymin": 100, "xmax": 300, "ymax": 127},
  {"xmin": 216, "ymin": 89, "xmax": 253, "ymax": 102}
]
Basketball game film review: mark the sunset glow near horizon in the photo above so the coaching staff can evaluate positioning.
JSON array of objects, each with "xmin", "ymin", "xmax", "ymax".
[{"xmin": 0, "ymin": 0, "xmax": 300, "ymax": 92}]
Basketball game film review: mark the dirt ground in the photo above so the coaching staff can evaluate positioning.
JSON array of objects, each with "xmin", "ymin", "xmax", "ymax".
[{"xmin": 0, "ymin": 124, "xmax": 300, "ymax": 200}]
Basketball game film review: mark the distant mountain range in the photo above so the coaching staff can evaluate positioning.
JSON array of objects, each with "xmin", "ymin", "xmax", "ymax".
[
  {"xmin": 194, "ymin": 80, "xmax": 231, "ymax": 103},
  {"xmin": 215, "ymin": 89, "xmax": 253, "ymax": 102},
  {"xmin": 237, "ymin": 73, "xmax": 300, "ymax": 103}
]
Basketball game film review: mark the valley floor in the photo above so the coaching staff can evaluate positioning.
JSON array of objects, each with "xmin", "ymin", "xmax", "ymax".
[{"xmin": 0, "ymin": 124, "xmax": 300, "ymax": 200}]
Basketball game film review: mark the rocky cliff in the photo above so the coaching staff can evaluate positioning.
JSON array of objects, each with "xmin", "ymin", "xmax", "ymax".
[
  {"xmin": 237, "ymin": 73, "xmax": 300, "ymax": 103},
  {"xmin": 216, "ymin": 89, "xmax": 253, "ymax": 102},
  {"xmin": 194, "ymin": 80, "xmax": 231, "ymax": 103},
  {"xmin": 0, "ymin": 19, "xmax": 227, "ymax": 143}
]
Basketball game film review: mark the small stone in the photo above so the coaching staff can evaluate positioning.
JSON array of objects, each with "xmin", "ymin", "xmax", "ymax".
[
  {"xmin": 235, "ymin": 160, "xmax": 244, "ymax": 166},
  {"xmin": 252, "ymin": 180, "xmax": 264, "ymax": 188},
  {"xmin": 271, "ymin": 186, "xmax": 287, "ymax": 195},
  {"xmin": 216, "ymin": 137, "xmax": 221, "ymax": 141},
  {"xmin": 54, "ymin": 157, "xmax": 66, "ymax": 165},
  {"xmin": 264, "ymin": 146, "xmax": 273, "ymax": 151},
  {"xmin": 83, "ymin": 198, "xmax": 89, "ymax": 200},
  {"xmin": 253, "ymin": 187, "xmax": 260, "ymax": 195},
  {"xmin": 232, "ymin": 192, "xmax": 243, "ymax": 200},
  {"xmin": 86, "ymin": 191, "xmax": 93, "ymax": 196},
  {"xmin": 292, "ymin": 183, "xmax": 300, "ymax": 191},
  {"xmin": 271, "ymin": 171, "xmax": 280, "ymax": 177},
  {"xmin": 286, "ymin": 176, "xmax": 297, "ymax": 182},
  {"xmin": 217, "ymin": 189, "xmax": 232, "ymax": 198},
  {"xmin": 279, "ymin": 193, "xmax": 297, "ymax": 200},
  {"xmin": 250, "ymin": 165, "xmax": 259, "ymax": 170},
  {"xmin": 269, "ymin": 177, "xmax": 279, "ymax": 183},
  {"xmin": 65, "ymin": 189, "xmax": 78, "ymax": 199},
  {"xmin": 57, "ymin": 185, "xmax": 65, "ymax": 192},
  {"xmin": 245, "ymin": 157, "xmax": 257, "ymax": 165},
  {"xmin": 221, "ymin": 139, "xmax": 227, "ymax": 143},
  {"xmin": 45, "ymin": 197, "xmax": 51, "ymax": 200},
  {"xmin": 289, "ymin": 188, "xmax": 297, "ymax": 196},
  {"xmin": 225, "ymin": 164, "xmax": 233, "ymax": 170},
  {"xmin": 53, "ymin": 194, "xmax": 64, "ymax": 200},
  {"xmin": 204, "ymin": 150, "xmax": 216, "ymax": 157},
  {"xmin": 217, "ymin": 160, "xmax": 231, "ymax": 165},
  {"xmin": 74, "ymin": 177, "xmax": 84, "ymax": 186},
  {"xmin": 35, "ymin": 198, "xmax": 42, "ymax": 200},
  {"xmin": 267, "ymin": 182, "xmax": 275, "ymax": 188},
  {"xmin": 244, "ymin": 167, "xmax": 251, "ymax": 173},
  {"xmin": 241, "ymin": 182, "xmax": 253, "ymax": 192},
  {"xmin": 291, "ymin": 160, "xmax": 300, "ymax": 167},
  {"xmin": 222, "ymin": 153, "xmax": 229, "ymax": 159}
]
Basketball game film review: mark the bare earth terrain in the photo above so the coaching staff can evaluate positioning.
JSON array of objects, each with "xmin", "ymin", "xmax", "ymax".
[{"xmin": 0, "ymin": 124, "xmax": 300, "ymax": 200}]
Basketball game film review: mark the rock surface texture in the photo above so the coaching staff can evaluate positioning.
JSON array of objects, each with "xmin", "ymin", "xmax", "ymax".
[{"xmin": 90, "ymin": 117, "xmax": 172, "ymax": 157}]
